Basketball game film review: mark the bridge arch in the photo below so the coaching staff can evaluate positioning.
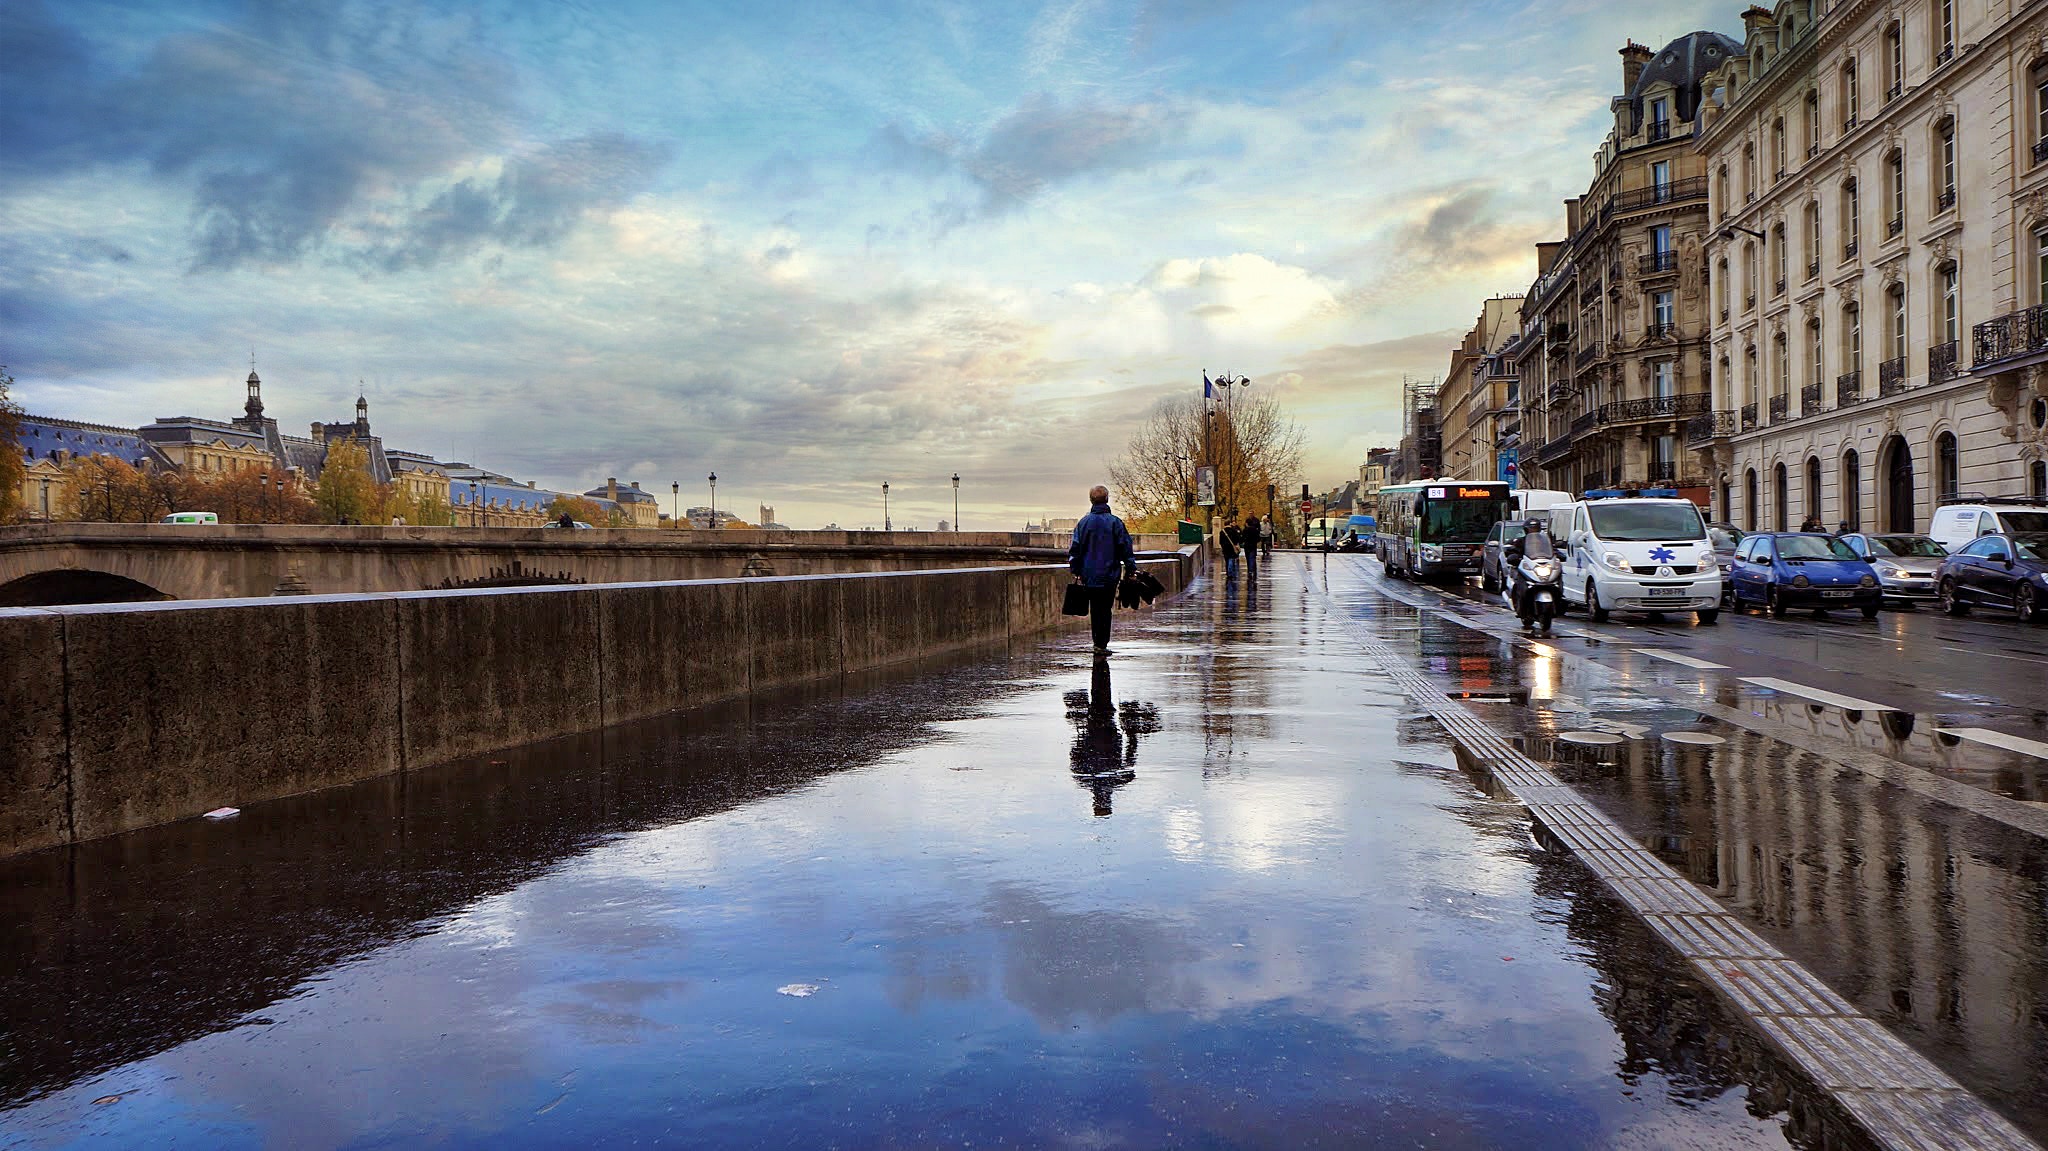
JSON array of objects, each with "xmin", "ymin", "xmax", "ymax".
[{"xmin": 0, "ymin": 570, "xmax": 174, "ymax": 608}]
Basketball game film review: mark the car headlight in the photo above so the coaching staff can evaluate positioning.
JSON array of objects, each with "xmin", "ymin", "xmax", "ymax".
[
  {"xmin": 1879, "ymin": 565, "xmax": 1908, "ymax": 579},
  {"xmin": 1420, "ymin": 544, "xmax": 1440, "ymax": 561},
  {"xmin": 1860, "ymin": 574, "xmax": 1877, "ymax": 587},
  {"xmin": 1792, "ymin": 574, "xmax": 1810, "ymax": 588},
  {"xmin": 1602, "ymin": 550, "xmax": 1630, "ymax": 572}
]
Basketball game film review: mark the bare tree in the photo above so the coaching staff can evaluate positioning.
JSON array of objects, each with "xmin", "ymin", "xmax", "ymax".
[{"xmin": 1108, "ymin": 389, "xmax": 1306, "ymax": 534}]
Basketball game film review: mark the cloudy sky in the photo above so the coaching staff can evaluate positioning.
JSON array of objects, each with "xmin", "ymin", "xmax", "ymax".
[{"xmin": 2, "ymin": 0, "xmax": 1729, "ymax": 528}]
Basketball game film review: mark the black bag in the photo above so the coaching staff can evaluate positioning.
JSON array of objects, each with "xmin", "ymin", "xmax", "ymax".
[
  {"xmin": 1062, "ymin": 581, "xmax": 1091, "ymax": 616},
  {"xmin": 1132, "ymin": 571, "xmax": 1165, "ymax": 603}
]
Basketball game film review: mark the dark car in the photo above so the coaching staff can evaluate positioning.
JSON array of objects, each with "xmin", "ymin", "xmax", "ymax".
[
  {"xmin": 1728, "ymin": 532, "xmax": 1881, "ymax": 618},
  {"xmin": 1706, "ymin": 522, "xmax": 1744, "ymax": 602},
  {"xmin": 1937, "ymin": 533, "xmax": 2048, "ymax": 622},
  {"xmin": 1480, "ymin": 519, "xmax": 1527, "ymax": 593}
]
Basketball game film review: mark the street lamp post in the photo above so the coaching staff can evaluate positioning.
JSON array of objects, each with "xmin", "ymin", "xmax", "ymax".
[
  {"xmin": 1202, "ymin": 371, "xmax": 1252, "ymax": 530},
  {"xmin": 708, "ymin": 473, "xmax": 718, "ymax": 529},
  {"xmin": 882, "ymin": 481, "xmax": 891, "ymax": 531},
  {"xmin": 672, "ymin": 481, "xmax": 679, "ymax": 527},
  {"xmin": 951, "ymin": 473, "xmax": 960, "ymax": 533},
  {"xmin": 470, "ymin": 481, "xmax": 480, "ymax": 528}
]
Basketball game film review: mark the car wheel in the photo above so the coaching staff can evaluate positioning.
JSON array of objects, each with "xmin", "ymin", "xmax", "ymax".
[
  {"xmin": 1767, "ymin": 584, "xmax": 1788, "ymax": 618},
  {"xmin": 1481, "ymin": 571, "xmax": 1498, "ymax": 593},
  {"xmin": 2019, "ymin": 584, "xmax": 2041, "ymax": 625},
  {"xmin": 1940, "ymin": 578, "xmax": 1969, "ymax": 616},
  {"xmin": 1697, "ymin": 608, "xmax": 1720, "ymax": 626},
  {"xmin": 1587, "ymin": 580, "xmax": 1610, "ymax": 623}
]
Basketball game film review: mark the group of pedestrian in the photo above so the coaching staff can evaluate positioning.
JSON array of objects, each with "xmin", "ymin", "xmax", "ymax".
[{"xmin": 1219, "ymin": 512, "xmax": 1273, "ymax": 579}]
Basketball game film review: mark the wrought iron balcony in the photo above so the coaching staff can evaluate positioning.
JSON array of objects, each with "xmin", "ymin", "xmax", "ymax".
[
  {"xmin": 1746, "ymin": 293, "xmax": 1756, "ymax": 310},
  {"xmin": 1929, "ymin": 340, "xmax": 1959, "ymax": 384},
  {"xmin": 1837, "ymin": 370, "xmax": 1863, "ymax": 406},
  {"xmin": 1638, "ymin": 251, "xmax": 1679, "ymax": 275},
  {"xmin": 1720, "ymin": 306, "xmax": 1730, "ymax": 322},
  {"xmin": 1686, "ymin": 410, "xmax": 1737, "ymax": 447},
  {"xmin": 1774, "ymin": 277, "xmax": 1787, "ymax": 294},
  {"xmin": 1801, "ymin": 382, "xmax": 1822, "ymax": 416},
  {"xmin": 1938, "ymin": 187, "xmax": 1956, "ymax": 212},
  {"xmin": 1973, "ymin": 305, "xmax": 2048, "ymax": 367},
  {"xmin": 1575, "ymin": 343, "xmax": 1604, "ymax": 369},
  {"xmin": 1887, "ymin": 216, "xmax": 1903, "ymax": 238},
  {"xmin": 1601, "ymin": 391, "xmax": 1710, "ymax": 425},
  {"xmin": 1886, "ymin": 83, "xmax": 1902, "ymax": 102},
  {"xmin": 1807, "ymin": 142, "xmax": 1819, "ymax": 159},
  {"xmin": 1648, "ymin": 461, "xmax": 1678, "ymax": 484},
  {"xmin": 1843, "ymin": 240, "xmax": 1859, "ymax": 259},
  {"xmin": 1570, "ymin": 410, "xmax": 1599, "ymax": 437},
  {"xmin": 2034, "ymin": 138, "xmax": 2048, "ymax": 165},
  {"xmin": 1609, "ymin": 261, "xmax": 1623, "ymax": 286},
  {"xmin": 1740, "ymin": 402, "xmax": 1758, "ymax": 431},
  {"xmin": 1644, "ymin": 322, "xmax": 1676, "ymax": 341},
  {"xmin": 1768, "ymin": 394, "xmax": 1789, "ymax": 423},
  {"xmin": 1647, "ymin": 119, "xmax": 1671, "ymax": 143},
  {"xmin": 1611, "ymin": 177, "xmax": 1706, "ymax": 213},
  {"xmin": 1547, "ymin": 380, "xmax": 1575, "ymax": 404},
  {"xmin": 1878, "ymin": 354, "xmax": 1908, "ymax": 396},
  {"xmin": 1844, "ymin": 115, "xmax": 1859, "ymax": 132},
  {"xmin": 1935, "ymin": 45, "xmax": 1955, "ymax": 67},
  {"xmin": 1774, "ymin": 167, "xmax": 1786, "ymax": 182}
]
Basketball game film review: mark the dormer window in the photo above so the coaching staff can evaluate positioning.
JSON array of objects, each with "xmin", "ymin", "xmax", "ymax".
[{"xmin": 1648, "ymin": 96, "xmax": 1670, "ymax": 141}]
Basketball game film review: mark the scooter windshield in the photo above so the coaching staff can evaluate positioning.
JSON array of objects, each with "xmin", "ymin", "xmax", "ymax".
[{"xmin": 1520, "ymin": 532, "xmax": 1556, "ymax": 560}]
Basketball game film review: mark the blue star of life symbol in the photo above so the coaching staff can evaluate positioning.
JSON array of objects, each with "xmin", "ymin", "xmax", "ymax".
[{"xmin": 1648, "ymin": 546, "xmax": 1676, "ymax": 562}]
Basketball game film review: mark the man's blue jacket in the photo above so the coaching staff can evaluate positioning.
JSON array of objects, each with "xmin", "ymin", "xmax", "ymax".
[{"xmin": 1068, "ymin": 503, "xmax": 1137, "ymax": 588}]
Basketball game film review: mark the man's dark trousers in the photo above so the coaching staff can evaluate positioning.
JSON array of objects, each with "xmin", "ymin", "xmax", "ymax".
[{"xmin": 1088, "ymin": 585, "xmax": 1116, "ymax": 649}]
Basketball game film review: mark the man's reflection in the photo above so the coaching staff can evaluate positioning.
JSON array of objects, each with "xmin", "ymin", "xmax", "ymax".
[{"xmin": 1064, "ymin": 662, "xmax": 1159, "ymax": 817}]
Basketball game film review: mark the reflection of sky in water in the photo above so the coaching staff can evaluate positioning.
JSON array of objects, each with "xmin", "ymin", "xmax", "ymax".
[{"xmin": 7, "ymin": 596, "xmax": 1818, "ymax": 1149}]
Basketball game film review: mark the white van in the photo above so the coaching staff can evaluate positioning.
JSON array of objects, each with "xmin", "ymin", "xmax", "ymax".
[
  {"xmin": 1557, "ymin": 497, "xmax": 1722, "ymax": 624},
  {"xmin": 1926, "ymin": 500, "xmax": 2048, "ymax": 553},
  {"xmin": 1513, "ymin": 488, "xmax": 1572, "ymax": 519},
  {"xmin": 160, "ymin": 511, "xmax": 219, "ymax": 525}
]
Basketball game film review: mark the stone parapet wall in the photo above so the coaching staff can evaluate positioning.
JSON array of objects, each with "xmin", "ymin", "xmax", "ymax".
[{"xmin": 0, "ymin": 550, "xmax": 1196, "ymax": 858}]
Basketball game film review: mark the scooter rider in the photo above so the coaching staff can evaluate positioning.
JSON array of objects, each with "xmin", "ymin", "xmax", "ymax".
[{"xmin": 1503, "ymin": 517, "xmax": 1562, "ymax": 629}]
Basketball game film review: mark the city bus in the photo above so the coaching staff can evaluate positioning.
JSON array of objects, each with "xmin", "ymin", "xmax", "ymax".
[{"xmin": 1375, "ymin": 480, "xmax": 1514, "ymax": 581}]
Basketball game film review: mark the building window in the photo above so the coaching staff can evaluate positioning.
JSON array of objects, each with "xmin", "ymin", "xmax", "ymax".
[
  {"xmin": 1745, "ymin": 241, "xmax": 1758, "ymax": 307},
  {"xmin": 1935, "ymin": 0, "xmax": 1955, "ymax": 64},
  {"xmin": 1809, "ymin": 319, "xmax": 1824, "ymax": 386},
  {"xmin": 1939, "ymin": 263, "xmax": 1959, "ymax": 345},
  {"xmin": 1805, "ymin": 201, "xmax": 1822, "ymax": 276},
  {"xmin": 1652, "ymin": 290, "xmax": 1675, "ymax": 329},
  {"xmin": 1885, "ymin": 24, "xmax": 1903, "ymax": 99},
  {"xmin": 1774, "ymin": 118, "xmax": 1788, "ymax": 177},
  {"xmin": 1844, "ymin": 450, "xmax": 1863, "ymax": 529},
  {"xmin": 1652, "ymin": 159, "xmax": 1671, "ymax": 197},
  {"xmin": 1651, "ymin": 223, "xmax": 1672, "ymax": 255},
  {"xmin": 1888, "ymin": 284, "xmax": 1908, "ymax": 359},
  {"xmin": 1937, "ymin": 431, "xmax": 1959, "ymax": 502},
  {"xmin": 2033, "ymin": 459, "xmax": 2047, "ymax": 503},
  {"xmin": 1775, "ymin": 462, "xmax": 1790, "ymax": 530},
  {"xmin": 2036, "ymin": 227, "xmax": 2048, "ymax": 304},
  {"xmin": 1649, "ymin": 96, "xmax": 1671, "ymax": 139},
  {"xmin": 1775, "ymin": 332, "xmax": 1790, "ymax": 398},
  {"xmin": 1843, "ymin": 180, "xmax": 1860, "ymax": 257},
  {"xmin": 1845, "ymin": 300, "xmax": 1863, "ymax": 366},
  {"xmin": 1886, "ymin": 149, "xmax": 1905, "ymax": 236},
  {"xmin": 1773, "ymin": 222, "xmax": 1787, "ymax": 291},
  {"xmin": 1843, "ymin": 60, "xmax": 1860, "ymax": 128},
  {"xmin": 1653, "ymin": 360, "xmax": 1676, "ymax": 398},
  {"xmin": 2034, "ymin": 61, "xmax": 2048, "ymax": 159},
  {"xmin": 1744, "ymin": 141, "xmax": 1757, "ymax": 200},
  {"xmin": 1807, "ymin": 456, "xmax": 1824, "ymax": 521},
  {"xmin": 1806, "ymin": 90, "xmax": 1821, "ymax": 156},
  {"xmin": 1746, "ymin": 468, "xmax": 1759, "ymax": 531},
  {"xmin": 1746, "ymin": 346, "xmax": 1759, "ymax": 405},
  {"xmin": 1935, "ymin": 119, "xmax": 1956, "ymax": 209},
  {"xmin": 1717, "ymin": 165, "xmax": 1730, "ymax": 218},
  {"xmin": 1717, "ymin": 258, "xmax": 1730, "ymax": 315}
]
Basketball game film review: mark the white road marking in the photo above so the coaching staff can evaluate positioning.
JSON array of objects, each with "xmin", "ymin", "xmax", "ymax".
[
  {"xmin": 1739, "ymin": 676, "xmax": 1897, "ymax": 713},
  {"xmin": 1939, "ymin": 645, "xmax": 2048, "ymax": 667},
  {"xmin": 1937, "ymin": 727, "xmax": 2048, "ymax": 761},
  {"xmin": 1628, "ymin": 648, "xmax": 1729, "ymax": 670}
]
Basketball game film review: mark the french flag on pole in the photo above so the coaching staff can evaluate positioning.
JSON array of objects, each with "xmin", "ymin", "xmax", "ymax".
[{"xmin": 1203, "ymin": 371, "xmax": 1213, "ymax": 400}]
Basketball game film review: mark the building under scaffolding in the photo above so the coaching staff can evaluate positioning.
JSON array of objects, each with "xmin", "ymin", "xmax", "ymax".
[{"xmin": 1392, "ymin": 375, "xmax": 1440, "ymax": 484}]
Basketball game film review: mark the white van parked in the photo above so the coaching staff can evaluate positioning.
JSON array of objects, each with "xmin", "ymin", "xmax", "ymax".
[
  {"xmin": 1557, "ymin": 497, "xmax": 1722, "ymax": 624},
  {"xmin": 160, "ymin": 511, "xmax": 219, "ymax": 525},
  {"xmin": 1925, "ymin": 499, "xmax": 2048, "ymax": 553}
]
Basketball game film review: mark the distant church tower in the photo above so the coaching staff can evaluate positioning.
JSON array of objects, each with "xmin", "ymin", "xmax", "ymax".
[
  {"xmin": 355, "ymin": 393, "xmax": 369, "ymax": 436},
  {"xmin": 244, "ymin": 369, "xmax": 264, "ymax": 420}
]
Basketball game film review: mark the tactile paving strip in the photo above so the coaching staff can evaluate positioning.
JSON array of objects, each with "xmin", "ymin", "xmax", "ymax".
[{"xmin": 1303, "ymin": 560, "xmax": 2042, "ymax": 1151}]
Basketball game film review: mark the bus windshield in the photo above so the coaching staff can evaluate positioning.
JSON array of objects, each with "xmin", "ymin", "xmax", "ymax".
[
  {"xmin": 1586, "ymin": 502, "xmax": 1705, "ymax": 542},
  {"xmin": 1421, "ymin": 498, "xmax": 1510, "ymax": 542}
]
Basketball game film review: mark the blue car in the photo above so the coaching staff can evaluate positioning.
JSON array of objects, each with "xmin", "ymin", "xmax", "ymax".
[{"xmin": 1728, "ymin": 532, "xmax": 1882, "ymax": 619}]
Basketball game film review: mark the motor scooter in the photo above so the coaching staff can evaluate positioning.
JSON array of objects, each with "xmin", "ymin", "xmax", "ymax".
[{"xmin": 1500, "ymin": 537, "xmax": 1563, "ymax": 633}]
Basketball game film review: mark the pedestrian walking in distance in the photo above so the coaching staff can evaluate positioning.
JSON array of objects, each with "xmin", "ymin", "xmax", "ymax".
[
  {"xmin": 1260, "ymin": 516, "xmax": 1274, "ymax": 562},
  {"xmin": 1069, "ymin": 485, "xmax": 1138, "ymax": 658},
  {"xmin": 1221, "ymin": 518, "xmax": 1243, "ymax": 579},
  {"xmin": 1241, "ymin": 513, "xmax": 1262, "ymax": 579}
]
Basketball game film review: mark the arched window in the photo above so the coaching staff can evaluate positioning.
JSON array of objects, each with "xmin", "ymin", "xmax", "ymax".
[
  {"xmin": 1886, "ymin": 149, "xmax": 1906, "ymax": 237},
  {"xmin": 2033, "ymin": 459, "xmax": 2047, "ymax": 503},
  {"xmin": 1844, "ymin": 449, "xmax": 1863, "ymax": 529},
  {"xmin": 1745, "ymin": 468, "xmax": 1760, "ymax": 531},
  {"xmin": 1807, "ymin": 456, "xmax": 1824, "ymax": 523},
  {"xmin": 1936, "ymin": 431, "xmax": 1959, "ymax": 502},
  {"xmin": 1885, "ymin": 24, "xmax": 1904, "ymax": 101},
  {"xmin": 1843, "ymin": 60, "xmax": 1860, "ymax": 129},
  {"xmin": 1843, "ymin": 180, "xmax": 1860, "ymax": 258},
  {"xmin": 1774, "ymin": 462, "xmax": 1790, "ymax": 530}
]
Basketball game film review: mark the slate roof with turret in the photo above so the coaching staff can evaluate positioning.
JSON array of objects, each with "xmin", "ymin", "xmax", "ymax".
[{"xmin": 1628, "ymin": 30, "xmax": 1743, "ymax": 123}]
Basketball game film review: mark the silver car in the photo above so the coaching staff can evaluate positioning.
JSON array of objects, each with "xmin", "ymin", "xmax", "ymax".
[{"xmin": 1840, "ymin": 532, "xmax": 1945, "ymax": 604}]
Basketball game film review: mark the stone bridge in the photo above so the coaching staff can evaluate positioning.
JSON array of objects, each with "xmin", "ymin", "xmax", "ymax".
[{"xmin": 0, "ymin": 524, "xmax": 1180, "ymax": 606}]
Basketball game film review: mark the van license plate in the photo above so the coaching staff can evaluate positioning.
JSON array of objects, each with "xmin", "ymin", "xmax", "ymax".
[
  {"xmin": 1647, "ymin": 586, "xmax": 1687, "ymax": 598},
  {"xmin": 1823, "ymin": 590, "xmax": 1853, "ymax": 598}
]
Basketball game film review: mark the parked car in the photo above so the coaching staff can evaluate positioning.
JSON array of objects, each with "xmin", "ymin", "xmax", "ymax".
[
  {"xmin": 1706, "ymin": 522, "xmax": 1744, "ymax": 602},
  {"xmin": 1728, "ymin": 532, "xmax": 1881, "ymax": 618},
  {"xmin": 1480, "ymin": 519, "xmax": 1527, "ymax": 593},
  {"xmin": 1926, "ymin": 498, "xmax": 2048, "ymax": 553},
  {"xmin": 1556, "ymin": 497, "xmax": 1721, "ymax": 625},
  {"xmin": 1839, "ymin": 533, "xmax": 1944, "ymax": 605},
  {"xmin": 1937, "ymin": 533, "xmax": 2048, "ymax": 622}
]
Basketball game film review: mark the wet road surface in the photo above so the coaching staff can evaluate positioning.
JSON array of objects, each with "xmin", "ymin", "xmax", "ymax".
[
  {"xmin": 0, "ymin": 565, "xmax": 1863, "ymax": 1149},
  {"xmin": 1309, "ymin": 553, "xmax": 2048, "ymax": 1141}
]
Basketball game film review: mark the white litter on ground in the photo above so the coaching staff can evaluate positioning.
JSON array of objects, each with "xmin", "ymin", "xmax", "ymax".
[
  {"xmin": 202, "ymin": 807, "xmax": 240, "ymax": 820},
  {"xmin": 776, "ymin": 983, "xmax": 819, "ymax": 998}
]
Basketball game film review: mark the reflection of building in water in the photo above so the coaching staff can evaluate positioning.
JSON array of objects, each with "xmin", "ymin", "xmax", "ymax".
[
  {"xmin": 1554, "ymin": 730, "xmax": 2048, "ymax": 1132},
  {"xmin": 1066, "ymin": 663, "xmax": 1158, "ymax": 817}
]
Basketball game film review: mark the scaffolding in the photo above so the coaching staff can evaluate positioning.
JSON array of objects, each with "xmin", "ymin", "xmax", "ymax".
[{"xmin": 1396, "ymin": 375, "xmax": 1441, "ymax": 483}]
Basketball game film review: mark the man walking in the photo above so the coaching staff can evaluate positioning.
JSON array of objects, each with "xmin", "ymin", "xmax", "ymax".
[
  {"xmin": 1241, "ymin": 513, "xmax": 1262, "ymax": 578},
  {"xmin": 1069, "ymin": 484, "xmax": 1138, "ymax": 658}
]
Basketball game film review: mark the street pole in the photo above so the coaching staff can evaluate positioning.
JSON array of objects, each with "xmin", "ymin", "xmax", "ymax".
[
  {"xmin": 671, "ymin": 481, "xmax": 679, "ymax": 528},
  {"xmin": 708, "ymin": 473, "xmax": 717, "ymax": 529},
  {"xmin": 952, "ymin": 473, "xmax": 960, "ymax": 533},
  {"xmin": 882, "ymin": 481, "xmax": 891, "ymax": 531}
]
